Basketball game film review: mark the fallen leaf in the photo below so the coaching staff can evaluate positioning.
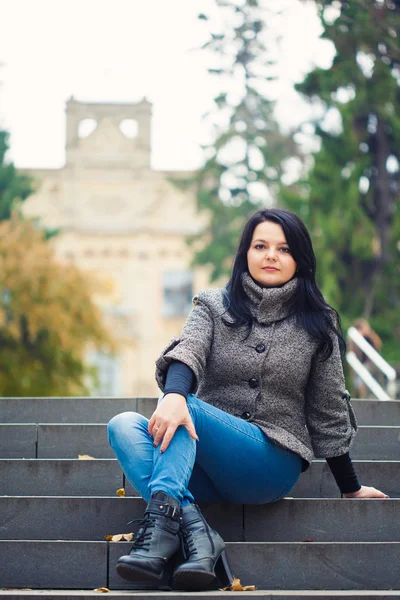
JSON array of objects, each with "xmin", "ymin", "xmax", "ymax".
[
  {"xmin": 116, "ymin": 487, "xmax": 126, "ymax": 497},
  {"xmin": 242, "ymin": 586, "xmax": 256, "ymax": 591},
  {"xmin": 222, "ymin": 577, "xmax": 256, "ymax": 591},
  {"xmin": 78, "ymin": 454, "xmax": 96, "ymax": 460},
  {"xmin": 105, "ymin": 533, "xmax": 133, "ymax": 542},
  {"xmin": 303, "ymin": 538, "xmax": 314, "ymax": 542},
  {"xmin": 93, "ymin": 587, "xmax": 110, "ymax": 593}
]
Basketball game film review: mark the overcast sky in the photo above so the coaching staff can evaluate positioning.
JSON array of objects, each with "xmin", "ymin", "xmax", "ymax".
[{"xmin": 0, "ymin": 0, "xmax": 335, "ymax": 170}]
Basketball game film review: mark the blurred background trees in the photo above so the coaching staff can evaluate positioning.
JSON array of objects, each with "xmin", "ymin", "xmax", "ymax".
[
  {"xmin": 1, "ymin": 0, "xmax": 399, "ymax": 394},
  {"xmin": 190, "ymin": 0, "xmax": 400, "ymax": 364},
  {"xmin": 285, "ymin": 0, "xmax": 400, "ymax": 362},
  {"xmin": 0, "ymin": 131, "xmax": 115, "ymax": 395},
  {"xmin": 188, "ymin": 0, "xmax": 301, "ymax": 281},
  {"xmin": 0, "ymin": 130, "xmax": 33, "ymax": 220}
]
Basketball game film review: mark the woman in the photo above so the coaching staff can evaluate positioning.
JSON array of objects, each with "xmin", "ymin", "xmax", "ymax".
[{"xmin": 108, "ymin": 208, "xmax": 388, "ymax": 592}]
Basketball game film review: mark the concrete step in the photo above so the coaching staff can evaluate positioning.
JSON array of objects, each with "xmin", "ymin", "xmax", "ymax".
[
  {"xmin": 1, "ymin": 497, "xmax": 399, "ymax": 542},
  {"xmin": 0, "ymin": 398, "xmax": 157, "ymax": 424},
  {"xmin": 0, "ymin": 459, "xmax": 127, "ymax": 497},
  {"xmin": 0, "ymin": 398, "xmax": 399, "ymax": 426},
  {"xmin": 0, "ymin": 541, "xmax": 399, "ymax": 590},
  {"xmin": 2, "ymin": 459, "xmax": 399, "ymax": 498},
  {"xmin": 1, "ymin": 592, "xmax": 400, "ymax": 599},
  {"xmin": 1, "ymin": 424, "xmax": 399, "ymax": 460},
  {"xmin": 291, "ymin": 460, "xmax": 400, "ymax": 498}
]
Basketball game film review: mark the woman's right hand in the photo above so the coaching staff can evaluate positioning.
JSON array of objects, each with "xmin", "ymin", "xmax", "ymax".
[{"xmin": 148, "ymin": 393, "xmax": 199, "ymax": 453}]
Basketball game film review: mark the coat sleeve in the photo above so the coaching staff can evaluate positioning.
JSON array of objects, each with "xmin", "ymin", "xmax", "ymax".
[
  {"xmin": 155, "ymin": 292, "xmax": 214, "ymax": 394},
  {"xmin": 305, "ymin": 327, "xmax": 358, "ymax": 459}
]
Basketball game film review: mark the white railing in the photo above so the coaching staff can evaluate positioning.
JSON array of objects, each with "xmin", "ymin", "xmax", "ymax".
[{"xmin": 346, "ymin": 327, "xmax": 397, "ymax": 401}]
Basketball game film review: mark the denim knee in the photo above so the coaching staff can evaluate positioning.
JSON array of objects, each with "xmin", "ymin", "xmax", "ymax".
[{"xmin": 107, "ymin": 411, "xmax": 144, "ymax": 445}]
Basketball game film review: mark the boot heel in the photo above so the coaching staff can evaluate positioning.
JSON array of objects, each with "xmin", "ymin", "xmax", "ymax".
[{"xmin": 215, "ymin": 550, "xmax": 234, "ymax": 588}]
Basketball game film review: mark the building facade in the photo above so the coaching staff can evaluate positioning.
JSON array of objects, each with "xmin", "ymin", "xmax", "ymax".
[{"xmin": 21, "ymin": 97, "xmax": 212, "ymax": 396}]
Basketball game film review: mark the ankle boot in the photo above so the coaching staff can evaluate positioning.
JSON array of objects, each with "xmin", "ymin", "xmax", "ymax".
[
  {"xmin": 116, "ymin": 491, "xmax": 181, "ymax": 587},
  {"xmin": 173, "ymin": 503, "xmax": 234, "ymax": 591}
]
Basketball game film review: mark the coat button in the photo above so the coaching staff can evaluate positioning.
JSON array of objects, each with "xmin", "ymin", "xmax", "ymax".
[
  {"xmin": 249, "ymin": 377, "xmax": 259, "ymax": 389},
  {"xmin": 241, "ymin": 411, "xmax": 251, "ymax": 420},
  {"xmin": 255, "ymin": 344, "xmax": 266, "ymax": 353}
]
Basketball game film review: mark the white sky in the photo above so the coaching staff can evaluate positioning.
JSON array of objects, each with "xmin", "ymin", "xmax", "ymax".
[{"xmin": 0, "ymin": 0, "xmax": 335, "ymax": 171}]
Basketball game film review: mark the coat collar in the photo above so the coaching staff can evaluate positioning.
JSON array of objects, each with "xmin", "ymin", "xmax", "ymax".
[{"xmin": 241, "ymin": 271, "xmax": 298, "ymax": 324}]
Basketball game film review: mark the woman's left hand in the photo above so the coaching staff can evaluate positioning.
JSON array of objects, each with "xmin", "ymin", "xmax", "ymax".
[{"xmin": 343, "ymin": 485, "xmax": 389, "ymax": 498}]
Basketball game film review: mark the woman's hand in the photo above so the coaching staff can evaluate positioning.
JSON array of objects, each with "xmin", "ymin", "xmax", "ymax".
[
  {"xmin": 343, "ymin": 485, "xmax": 389, "ymax": 499},
  {"xmin": 148, "ymin": 393, "xmax": 198, "ymax": 453}
]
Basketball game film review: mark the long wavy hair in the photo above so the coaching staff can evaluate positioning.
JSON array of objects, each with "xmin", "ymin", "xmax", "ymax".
[{"xmin": 222, "ymin": 208, "xmax": 346, "ymax": 361}]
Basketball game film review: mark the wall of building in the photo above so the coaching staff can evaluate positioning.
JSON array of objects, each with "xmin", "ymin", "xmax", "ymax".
[{"xmin": 21, "ymin": 97, "xmax": 214, "ymax": 397}]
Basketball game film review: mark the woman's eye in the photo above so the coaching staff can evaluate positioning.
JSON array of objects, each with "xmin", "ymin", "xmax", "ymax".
[
  {"xmin": 280, "ymin": 247, "xmax": 290, "ymax": 253},
  {"xmin": 255, "ymin": 244, "xmax": 265, "ymax": 250}
]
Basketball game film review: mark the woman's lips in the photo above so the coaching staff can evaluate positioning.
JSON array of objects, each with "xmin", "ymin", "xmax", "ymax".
[{"xmin": 263, "ymin": 267, "xmax": 279, "ymax": 271}]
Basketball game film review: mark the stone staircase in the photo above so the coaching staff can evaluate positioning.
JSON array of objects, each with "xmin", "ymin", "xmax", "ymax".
[{"xmin": 0, "ymin": 396, "xmax": 399, "ymax": 599}]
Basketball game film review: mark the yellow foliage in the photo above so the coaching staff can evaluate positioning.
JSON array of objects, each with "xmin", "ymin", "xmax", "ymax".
[
  {"xmin": 222, "ymin": 577, "xmax": 256, "ymax": 591},
  {"xmin": 116, "ymin": 488, "xmax": 126, "ymax": 497},
  {"xmin": 105, "ymin": 533, "xmax": 133, "ymax": 542},
  {"xmin": 0, "ymin": 214, "xmax": 116, "ymax": 395}
]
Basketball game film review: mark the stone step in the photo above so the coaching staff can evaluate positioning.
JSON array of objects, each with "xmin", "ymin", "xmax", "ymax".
[
  {"xmin": 0, "ymin": 459, "xmax": 126, "ymax": 497},
  {"xmin": 1, "ymin": 459, "xmax": 399, "ymax": 498},
  {"xmin": 291, "ymin": 459, "xmax": 400, "ymax": 499},
  {"xmin": 1, "ymin": 424, "xmax": 399, "ymax": 460},
  {"xmin": 0, "ymin": 497, "xmax": 399, "ymax": 542},
  {"xmin": 0, "ymin": 398, "xmax": 399, "ymax": 426},
  {"xmin": 0, "ymin": 398, "xmax": 157, "ymax": 424},
  {"xmin": 1, "ymin": 592, "xmax": 400, "ymax": 599},
  {"xmin": 0, "ymin": 541, "xmax": 399, "ymax": 590}
]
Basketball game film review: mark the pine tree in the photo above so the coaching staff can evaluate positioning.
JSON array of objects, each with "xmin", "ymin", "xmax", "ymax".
[
  {"xmin": 283, "ymin": 0, "xmax": 400, "ymax": 362},
  {"xmin": 189, "ymin": 0, "xmax": 300, "ymax": 281}
]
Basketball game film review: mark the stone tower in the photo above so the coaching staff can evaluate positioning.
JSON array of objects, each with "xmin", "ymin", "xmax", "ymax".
[{"xmin": 65, "ymin": 96, "xmax": 152, "ymax": 169}]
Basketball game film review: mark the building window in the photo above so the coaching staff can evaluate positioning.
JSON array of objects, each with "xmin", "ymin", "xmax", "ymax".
[
  {"xmin": 162, "ymin": 271, "xmax": 193, "ymax": 317},
  {"xmin": 87, "ymin": 351, "xmax": 120, "ymax": 396}
]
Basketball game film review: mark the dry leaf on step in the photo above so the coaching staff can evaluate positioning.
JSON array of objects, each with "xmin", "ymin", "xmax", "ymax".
[
  {"xmin": 78, "ymin": 454, "xmax": 96, "ymax": 460},
  {"xmin": 222, "ymin": 577, "xmax": 256, "ymax": 591},
  {"xmin": 93, "ymin": 587, "xmax": 110, "ymax": 593},
  {"xmin": 105, "ymin": 533, "xmax": 134, "ymax": 542},
  {"xmin": 116, "ymin": 488, "xmax": 126, "ymax": 497}
]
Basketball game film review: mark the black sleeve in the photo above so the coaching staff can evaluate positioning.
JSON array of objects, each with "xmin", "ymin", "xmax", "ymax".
[
  {"xmin": 163, "ymin": 360, "xmax": 194, "ymax": 399},
  {"xmin": 326, "ymin": 452, "xmax": 361, "ymax": 494}
]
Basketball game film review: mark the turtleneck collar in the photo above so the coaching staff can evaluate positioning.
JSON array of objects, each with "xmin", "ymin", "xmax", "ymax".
[{"xmin": 241, "ymin": 271, "xmax": 298, "ymax": 324}]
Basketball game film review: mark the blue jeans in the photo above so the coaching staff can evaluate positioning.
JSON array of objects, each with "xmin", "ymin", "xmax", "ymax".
[{"xmin": 107, "ymin": 394, "xmax": 302, "ymax": 506}]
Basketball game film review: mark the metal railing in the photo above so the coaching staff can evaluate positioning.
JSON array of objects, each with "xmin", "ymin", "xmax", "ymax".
[{"xmin": 346, "ymin": 327, "xmax": 397, "ymax": 400}]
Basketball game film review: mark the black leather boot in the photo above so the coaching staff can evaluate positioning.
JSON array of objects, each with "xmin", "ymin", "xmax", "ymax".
[
  {"xmin": 116, "ymin": 491, "xmax": 181, "ymax": 587},
  {"xmin": 173, "ymin": 503, "xmax": 234, "ymax": 591}
]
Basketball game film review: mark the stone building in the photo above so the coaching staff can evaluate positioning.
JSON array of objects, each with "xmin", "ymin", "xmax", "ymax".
[{"xmin": 21, "ymin": 97, "xmax": 211, "ymax": 397}]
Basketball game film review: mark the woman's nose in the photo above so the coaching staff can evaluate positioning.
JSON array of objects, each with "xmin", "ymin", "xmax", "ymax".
[{"xmin": 266, "ymin": 248, "xmax": 277, "ymax": 260}]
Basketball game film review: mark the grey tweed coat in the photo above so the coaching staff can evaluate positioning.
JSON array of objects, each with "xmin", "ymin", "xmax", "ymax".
[{"xmin": 155, "ymin": 272, "xmax": 358, "ymax": 471}]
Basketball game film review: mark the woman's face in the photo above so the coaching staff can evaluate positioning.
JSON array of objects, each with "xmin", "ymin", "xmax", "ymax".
[{"xmin": 247, "ymin": 221, "xmax": 297, "ymax": 287}]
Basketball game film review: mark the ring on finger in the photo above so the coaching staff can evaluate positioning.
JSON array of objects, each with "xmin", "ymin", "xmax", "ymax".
[{"xmin": 154, "ymin": 425, "xmax": 159, "ymax": 432}]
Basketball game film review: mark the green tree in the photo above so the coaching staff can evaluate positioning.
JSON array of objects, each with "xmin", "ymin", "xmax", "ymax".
[
  {"xmin": 0, "ymin": 215, "xmax": 115, "ymax": 396},
  {"xmin": 188, "ymin": 0, "xmax": 300, "ymax": 281},
  {"xmin": 0, "ymin": 130, "xmax": 33, "ymax": 220},
  {"xmin": 283, "ymin": 0, "xmax": 400, "ymax": 362}
]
